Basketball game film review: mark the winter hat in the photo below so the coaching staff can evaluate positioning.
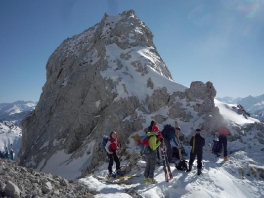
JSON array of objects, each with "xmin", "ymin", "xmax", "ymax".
[
  {"xmin": 196, "ymin": 129, "xmax": 201, "ymax": 132},
  {"xmin": 152, "ymin": 125, "xmax": 159, "ymax": 132},
  {"xmin": 175, "ymin": 127, "xmax": 181, "ymax": 130}
]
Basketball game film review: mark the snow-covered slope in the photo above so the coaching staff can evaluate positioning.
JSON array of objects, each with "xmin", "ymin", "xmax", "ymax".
[
  {"xmin": 1, "ymin": 99, "xmax": 263, "ymax": 197},
  {"xmin": 214, "ymin": 99, "xmax": 259, "ymax": 125},
  {"xmin": 77, "ymin": 100, "xmax": 263, "ymax": 197},
  {"xmin": 33, "ymin": 98, "xmax": 263, "ymax": 197}
]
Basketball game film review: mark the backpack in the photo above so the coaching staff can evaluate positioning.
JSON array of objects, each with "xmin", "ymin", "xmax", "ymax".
[
  {"xmin": 175, "ymin": 159, "xmax": 188, "ymax": 171},
  {"xmin": 161, "ymin": 124, "xmax": 174, "ymax": 139},
  {"xmin": 102, "ymin": 135, "xmax": 109, "ymax": 152},
  {"xmin": 212, "ymin": 140, "xmax": 222, "ymax": 154},
  {"xmin": 141, "ymin": 134, "xmax": 155, "ymax": 155},
  {"xmin": 143, "ymin": 145, "xmax": 152, "ymax": 155}
]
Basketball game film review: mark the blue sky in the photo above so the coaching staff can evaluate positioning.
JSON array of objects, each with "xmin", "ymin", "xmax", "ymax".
[{"xmin": 0, "ymin": 0, "xmax": 263, "ymax": 103}]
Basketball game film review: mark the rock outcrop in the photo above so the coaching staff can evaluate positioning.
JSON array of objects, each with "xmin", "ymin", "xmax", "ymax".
[
  {"xmin": 18, "ymin": 10, "xmax": 220, "ymax": 179},
  {"xmin": 0, "ymin": 159, "xmax": 97, "ymax": 198}
]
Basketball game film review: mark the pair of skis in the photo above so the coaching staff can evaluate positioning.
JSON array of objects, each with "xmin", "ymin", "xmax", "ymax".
[
  {"xmin": 160, "ymin": 141, "xmax": 173, "ymax": 182},
  {"xmin": 106, "ymin": 173, "xmax": 142, "ymax": 184}
]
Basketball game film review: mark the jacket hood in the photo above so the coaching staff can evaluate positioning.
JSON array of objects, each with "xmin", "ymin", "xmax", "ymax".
[{"xmin": 147, "ymin": 132, "xmax": 157, "ymax": 137}]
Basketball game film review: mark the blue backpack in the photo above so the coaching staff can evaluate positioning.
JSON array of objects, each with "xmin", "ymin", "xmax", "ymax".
[
  {"xmin": 212, "ymin": 140, "xmax": 222, "ymax": 154},
  {"xmin": 102, "ymin": 135, "xmax": 109, "ymax": 152},
  {"xmin": 161, "ymin": 124, "xmax": 175, "ymax": 139}
]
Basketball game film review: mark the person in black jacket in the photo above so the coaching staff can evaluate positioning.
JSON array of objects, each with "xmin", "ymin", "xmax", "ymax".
[{"xmin": 187, "ymin": 129, "xmax": 205, "ymax": 175}]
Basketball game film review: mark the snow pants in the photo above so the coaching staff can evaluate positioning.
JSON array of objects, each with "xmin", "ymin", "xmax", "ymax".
[
  {"xmin": 189, "ymin": 151, "xmax": 203, "ymax": 170},
  {"xmin": 219, "ymin": 135, "xmax": 228, "ymax": 157},
  {"xmin": 144, "ymin": 150, "xmax": 157, "ymax": 179},
  {"xmin": 107, "ymin": 151, "xmax": 120, "ymax": 173}
]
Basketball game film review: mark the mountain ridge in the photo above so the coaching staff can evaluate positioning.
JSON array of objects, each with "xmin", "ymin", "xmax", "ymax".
[{"xmin": 216, "ymin": 94, "xmax": 264, "ymax": 121}]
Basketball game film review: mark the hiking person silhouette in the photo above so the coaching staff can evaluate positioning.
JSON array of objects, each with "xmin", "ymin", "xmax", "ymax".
[{"xmin": 216, "ymin": 124, "xmax": 231, "ymax": 161}]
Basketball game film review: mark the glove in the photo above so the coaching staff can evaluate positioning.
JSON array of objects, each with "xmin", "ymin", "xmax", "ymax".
[{"xmin": 158, "ymin": 136, "xmax": 163, "ymax": 142}]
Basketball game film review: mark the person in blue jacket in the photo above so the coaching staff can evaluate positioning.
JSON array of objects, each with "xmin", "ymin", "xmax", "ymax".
[{"xmin": 161, "ymin": 124, "xmax": 179, "ymax": 163}]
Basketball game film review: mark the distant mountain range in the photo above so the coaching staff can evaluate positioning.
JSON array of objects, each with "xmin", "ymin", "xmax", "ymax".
[
  {"xmin": 0, "ymin": 101, "xmax": 37, "ymax": 124},
  {"xmin": 216, "ymin": 94, "xmax": 264, "ymax": 121}
]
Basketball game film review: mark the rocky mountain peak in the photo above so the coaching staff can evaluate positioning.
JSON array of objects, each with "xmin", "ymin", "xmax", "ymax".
[{"xmin": 18, "ymin": 10, "xmax": 219, "ymax": 180}]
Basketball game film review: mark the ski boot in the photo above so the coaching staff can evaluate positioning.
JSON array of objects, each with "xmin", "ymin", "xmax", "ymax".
[
  {"xmin": 116, "ymin": 169, "xmax": 124, "ymax": 177},
  {"xmin": 107, "ymin": 172, "xmax": 116, "ymax": 179},
  {"xmin": 144, "ymin": 177, "xmax": 149, "ymax": 183},
  {"xmin": 148, "ymin": 178, "xmax": 157, "ymax": 184},
  {"xmin": 197, "ymin": 169, "xmax": 202, "ymax": 175}
]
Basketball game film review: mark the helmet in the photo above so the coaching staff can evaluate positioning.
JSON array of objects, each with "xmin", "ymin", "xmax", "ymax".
[{"xmin": 175, "ymin": 127, "xmax": 181, "ymax": 130}]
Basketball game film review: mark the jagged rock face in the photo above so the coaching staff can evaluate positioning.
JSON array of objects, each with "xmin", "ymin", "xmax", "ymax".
[{"xmin": 18, "ymin": 10, "xmax": 219, "ymax": 179}]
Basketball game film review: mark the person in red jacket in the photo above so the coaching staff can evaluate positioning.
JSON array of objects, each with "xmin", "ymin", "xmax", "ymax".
[
  {"xmin": 216, "ymin": 124, "xmax": 232, "ymax": 161},
  {"xmin": 105, "ymin": 131, "xmax": 124, "ymax": 178}
]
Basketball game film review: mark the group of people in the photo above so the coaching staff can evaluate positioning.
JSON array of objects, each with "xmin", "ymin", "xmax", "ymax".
[{"xmin": 103, "ymin": 120, "xmax": 231, "ymax": 183}]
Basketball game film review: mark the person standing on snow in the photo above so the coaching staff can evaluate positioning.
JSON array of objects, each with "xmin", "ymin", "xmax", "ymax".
[
  {"xmin": 105, "ymin": 131, "xmax": 124, "ymax": 178},
  {"xmin": 147, "ymin": 120, "xmax": 162, "ymax": 164},
  {"xmin": 216, "ymin": 124, "xmax": 231, "ymax": 161},
  {"xmin": 144, "ymin": 126, "xmax": 163, "ymax": 184},
  {"xmin": 187, "ymin": 129, "xmax": 205, "ymax": 175},
  {"xmin": 161, "ymin": 124, "xmax": 179, "ymax": 163}
]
